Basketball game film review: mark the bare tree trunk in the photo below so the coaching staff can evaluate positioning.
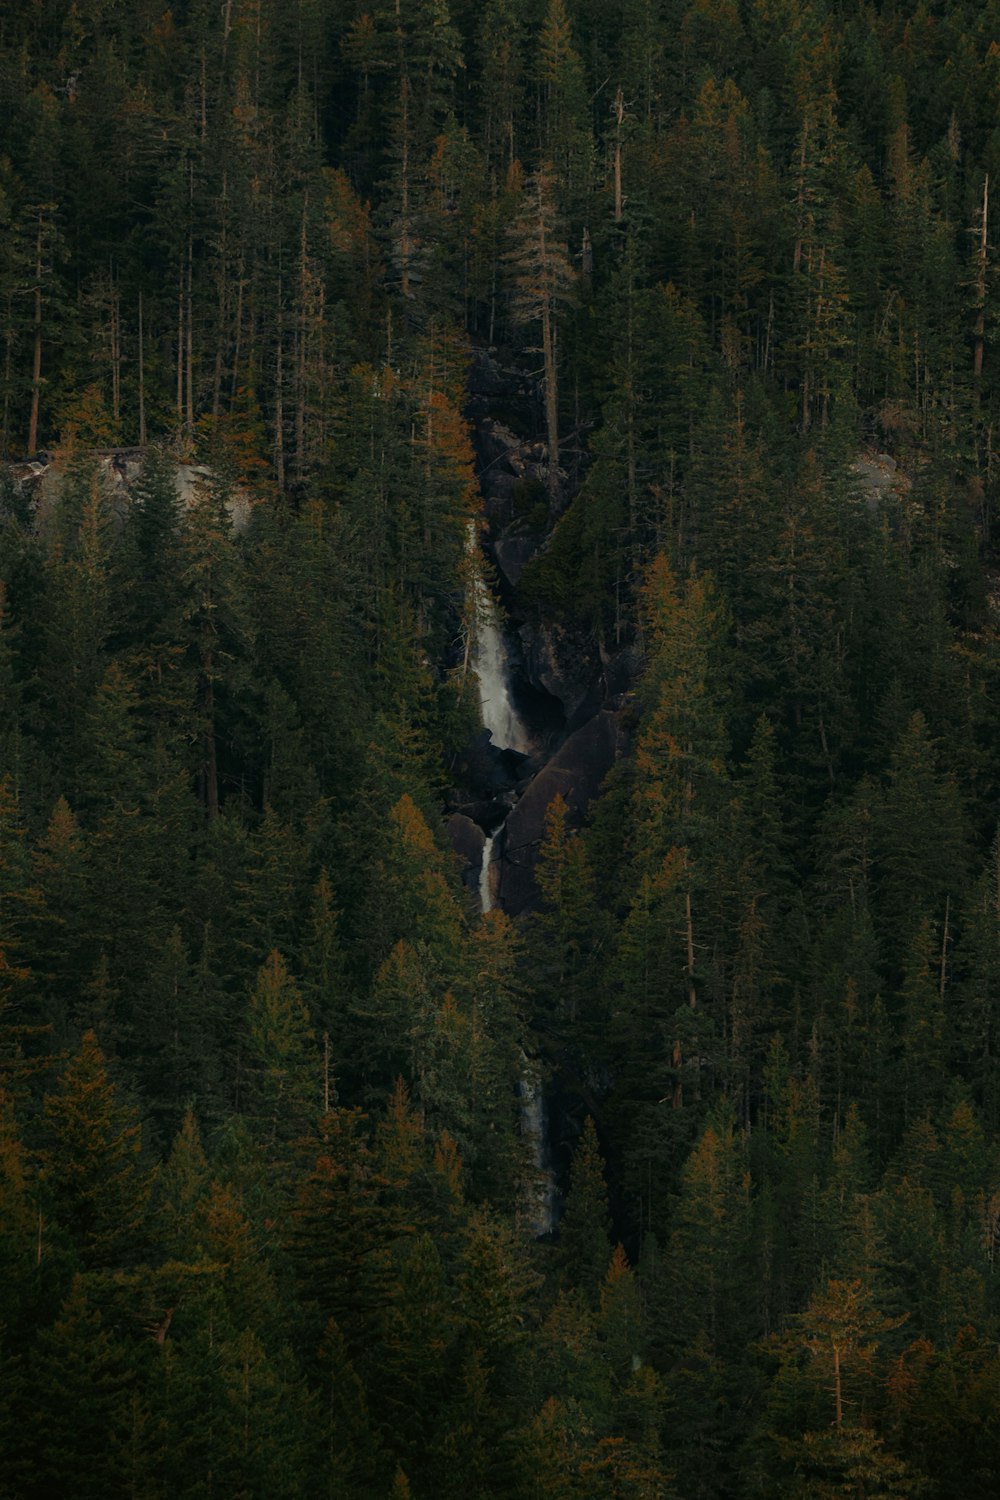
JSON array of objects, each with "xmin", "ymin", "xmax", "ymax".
[
  {"xmin": 613, "ymin": 87, "xmax": 625, "ymax": 222},
  {"xmin": 137, "ymin": 290, "xmax": 147, "ymax": 445},
  {"xmin": 625, "ymin": 273, "xmax": 638, "ymax": 564},
  {"xmin": 295, "ymin": 197, "xmax": 309, "ymax": 481},
  {"xmin": 176, "ymin": 267, "xmax": 184, "ymax": 430},
  {"xmin": 671, "ymin": 1039, "xmax": 683, "ymax": 1109},
  {"xmin": 110, "ymin": 268, "xmax": 120, "ymax": 433},
  {"xmin": 185, "ymin": 235, "xmax": 195, "ymax": 434},
  {"xmin": 212, "ymin": 173, "xmax": 229, "ymax": 420},
  {"xmin": 792, "ymin": 121, "xmax": 809, "ymax": 276},
  {"xmin": 231, "ymin": 257, "xmax": 244, "ymax": 402},
  {"xmin": 202, "ymin": 650, "xmax": 219, "ymax": 821},
  {"xmin": 686, "ymin": 884, "xmax": 700, "ymax": 1102},
  {"xmin": 974, "ymin": 173, "xmax": 989, "ymax": 381},
  {"xmin": 28, "ymin": 213, "xmax": 43, "ymax": 454},
  {"xmin": 940, "ymin": 894, "xmax": 950, "ymax": 1000},
  {"xmin": 399, "ymin": 77, "xmax": 412, "ymax": 301},
  {"xmin": 2, "ymin": 294, "xmax": 13, "ymax": 455},
  {"xmin": 542, "ymin": 300, "xmax": 559, "ymax": 496},
  {"xmin": 274, "ymin": 276, "xmax": 285, "ymax": 490}
]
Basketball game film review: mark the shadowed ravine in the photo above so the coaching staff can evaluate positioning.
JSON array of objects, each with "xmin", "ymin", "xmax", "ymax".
[{"xmin": 471, "ymin": 532, "xmax": 558, "ymax": 1236}]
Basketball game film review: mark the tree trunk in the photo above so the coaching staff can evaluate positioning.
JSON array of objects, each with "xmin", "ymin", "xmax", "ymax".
[
  {"xmin": 185, "ymin": 235, "xmax": 195, "ymax": 434},
  {"xmin": 399, "ymin": 77, "xmax": 412, "ymax": 301},
  {"xmin": 176, "ymin": 267, "xmax": 184, "ymax": 430},
  {"xmin": 231, "ymin": 256, "xmax": 244, "ymax": 402},
  {"xmin": 792, "ymin": 122, "xmax": 809, "ymax": 276},
  {"xmin": 110, "ymin": 271, "xmax": 121, "ymax": 434},
  {"xmin": 2, "ymin": 293, "xmax": 13, "ymax": 455},
  {"xmin": 542, "ymin": 299, "xmax": 559, "ymax": 497},
  {"xmin": 137, "ymin": 291, "xmax": 147, "ymax": 446},
  {"xmin": 613, "ymin": 87, "xmax": 625, "ymax": 222},
  {"xmin": 28, "ymin": 213, "xmax": 43, "ymax": 454},
  {"xmin": 974, "ymin": 173, "xmax": 989, "ymax": 381},
  {"xmin": 295, "ymin": 198, "xmax": 309, "ymax": 482},
  {"xmin": 274, "ymin": 276, "xmax": 285, "ymax": 491},
  {"xmin": 202, "ymin": 650, "xmax": 219, "ymax": 822}
]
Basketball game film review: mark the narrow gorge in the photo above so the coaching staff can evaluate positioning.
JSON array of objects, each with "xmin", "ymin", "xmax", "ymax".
[{"xmin": 445, "ymin": 351, "xmax": 632, "ymax": 1237}]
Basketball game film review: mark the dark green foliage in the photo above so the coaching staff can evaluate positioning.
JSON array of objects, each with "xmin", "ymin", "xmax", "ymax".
[{"xmin": 4, "ymin": 4, "xmax": 1000, "ymax": 1495}]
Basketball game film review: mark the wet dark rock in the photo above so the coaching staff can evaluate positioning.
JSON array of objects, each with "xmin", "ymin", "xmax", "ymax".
[
  {"xmin": 601, "ymin": 643, "xmax": 642, "ymax": 699},
  {"xmin": 480, "ymin": 471, "xmax": 522, "ymax": 527},
  {"xmin": 469, "ymin": 348, "xmax": 509, "ymax": 400},
  {"xmin": 518, "ymin": 618, "xmax": 597, "ymax": 724},
  {"xmin": 499, "ymin": 709, "xmax": 627, "ymax": 914},
  {"xmin": 446, "ymin": 813, "xmax": 486, "ymax": 893},
  {"xmin": 494, "ymin": 535, "xmax": 541, "ymax": 588},
  {"xmin": 476, "ymin": 418, "xmax": 524, "ymax": 475},
  {"xmin": 445, "ymin": 794, "xmax": 514, "ymax": 832},
  {"xmin": 451, "ymin": 729, "xmax": 532, "ymax": 799}
]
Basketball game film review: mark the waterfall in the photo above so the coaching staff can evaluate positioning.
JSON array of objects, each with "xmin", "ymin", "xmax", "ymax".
[
  {"xmin": 479, "ymin": 829, "xmax": 497, "ymax": 914},
  {"xmin": 469, "ymin": 524, "xmax": 556, "ymax": 1234},
  {"xmin": 470, "ymin": 526, "xmax": 531, "ymax": 754},
  {"xmin": 519, "ymin": 1065, "xmax": 558, "ymax": 1237}
]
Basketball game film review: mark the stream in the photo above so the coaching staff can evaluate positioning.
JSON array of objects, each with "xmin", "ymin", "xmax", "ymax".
[{"xmin": 470, "ymin": 530, "xmax": 558, "ymax": 1236}]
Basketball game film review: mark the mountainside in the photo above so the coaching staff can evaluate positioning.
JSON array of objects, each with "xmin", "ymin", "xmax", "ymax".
[{"xmin": 3, "ymin": 3, "xmax": 1000, "ymax": 1496}]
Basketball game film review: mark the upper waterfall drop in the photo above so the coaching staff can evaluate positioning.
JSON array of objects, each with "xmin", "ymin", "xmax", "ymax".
[{"xmin": 469, "ymin": 523, "xmax": 531, "ymax": 755}]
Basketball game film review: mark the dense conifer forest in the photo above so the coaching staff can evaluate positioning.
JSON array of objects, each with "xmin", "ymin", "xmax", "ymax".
[{"xmin": 3, "ymin": 0, "xmax": 1000, "ymax": 1494}]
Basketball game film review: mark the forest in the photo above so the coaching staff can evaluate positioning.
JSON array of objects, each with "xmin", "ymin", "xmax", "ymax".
[{"xmin": 2, "ymin": 0, "xmax": 1000, "ymax": 1495}]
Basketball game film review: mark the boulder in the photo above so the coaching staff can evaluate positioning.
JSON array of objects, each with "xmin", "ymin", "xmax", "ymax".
[
  {"xmin": 469, "ymin": 348, "xmax": 508, "ymax": 400},
  {"xmin": 451, "ymin": 729, "xmax": 531, "ymax": 798},
  {"xmin": 499, "ymin": 709, "xmax": 627, "ymax": 914},
  {"xmin": 446, "ymin": 813, "xmax": 486, "ymax": 894},
  {"xmin": 850, "ymin": 450, "xmax": 911, "ymax": 510},
  {"xmin": 494, "ymin": 535, "xmax": 541, "ymax": 589},
  {"xmin": 518, "ymin": 618, "xmax": 597, "ymax": 723},
  {"xmin": 445, "ymin": 793, "xmax": 515, "ymax": 832},
  {"xmin": 476, "ymin": 418, "xmax": 523, "ymax": 474},
  {"xmin": 481, "ymin": 471, "xmax": 521, "ymax": 528}
]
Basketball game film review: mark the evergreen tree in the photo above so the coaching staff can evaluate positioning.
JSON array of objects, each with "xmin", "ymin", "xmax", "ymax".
[
  {"xmin": 242, "ymin": 949, "xmax": 317, "ymax": 1158},
  {"xmin": 40, "ymin": 1029, "xmax": 152, "ymax": 1272},
  {"xmin": 560, "ymin": 1115, "xmax": 613, "ymax": 1297}
]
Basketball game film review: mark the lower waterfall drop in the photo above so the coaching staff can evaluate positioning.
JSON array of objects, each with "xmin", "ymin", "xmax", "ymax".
[
  {"xmin": 478, "ymin": 829, "xmax": 497, "ymax": 915},
  {"xmin": 470, "ymin": 525, "xmax": 556, "ymax": 1236}
]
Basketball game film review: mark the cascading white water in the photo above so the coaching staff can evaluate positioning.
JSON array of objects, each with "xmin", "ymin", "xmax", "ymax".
[
  {"xmin": 470, "ymin": 525, "xmax": 531, "ymax": 755},
  {"xmin": 519, "ymin": 1065, "xmax": 558, "ymax": 1237},
  {"xmin": 469, "ymin": 524, "xmax": 555, "ymax": 1234},
  {"xmin": 479, "ymin": 829, "xmax": 497, "ymax": 914}
]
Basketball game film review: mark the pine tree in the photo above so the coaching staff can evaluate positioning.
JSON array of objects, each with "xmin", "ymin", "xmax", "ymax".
[
  {"xmin": 536, "ymin": 0, "xmax": 591, "ymax": 203},
  {"xmin": 310, "ymin": 1317, "xmax": 387, "ymax": 1499},
  {"xmin": 242, "ymin": 949, "xmax": 317, "ymax": 1157},
  {"xmin": 156, "ymin": 1106, "xmax": 212, "ymax": 1260},
  {"xmin": 654, "ymin": 1105, "xmax": 753, "ymax": 1363},
  {"xmin": 530, "ymin": 792, "xmax": 603, "ymax": 1041},
  {"xmin": 23, "ymin": 1275, "xmax": 136, "ymax": 1500},
  {"xmin": 40, "ymin": 1029, "xmax": 152, "ymax": 1272},
  {"xmin": 762, "ymin": 1276, "xmax": 916, "ymax": 1499},
  {"xmin": 24, "ymin": 795, "xmax": 89, "ymax": 1031},
  {"xmin": 896, "ymin": 918, "xmax": 949, "ymax": 1127},
  {"xmin": 876, "ymin": 711, "xmax": 969, "ymax": 971},
  {"xmin": 611, "ymin": 556, "xmax": 731, "ymax": 1127},
  {"xmin": 560, "ymin": 1116, "xmax": 613, "ymax": 1298}
]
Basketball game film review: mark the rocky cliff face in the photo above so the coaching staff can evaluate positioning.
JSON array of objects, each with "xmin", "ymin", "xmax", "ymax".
[{"xmin": 6, "ymin": 449, "xmax": 255, "ymax": 532}]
